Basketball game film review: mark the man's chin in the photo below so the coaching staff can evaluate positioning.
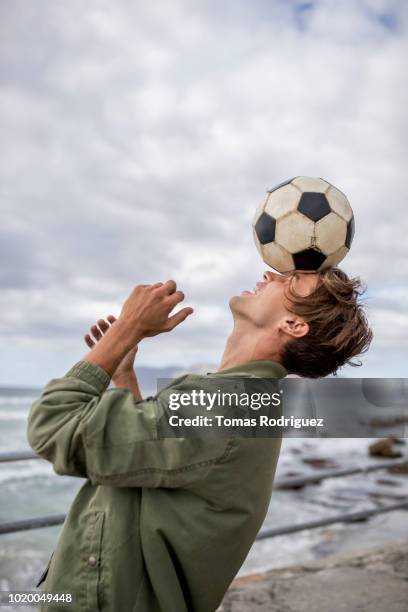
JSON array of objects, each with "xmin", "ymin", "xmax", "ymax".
[
  {"xmin": 229, "ymin": 294, "xmax": 248, "ymax": 312},
  {"xmin": 229, "ymin": 295, "xmax": 240, "ymax": 311}
]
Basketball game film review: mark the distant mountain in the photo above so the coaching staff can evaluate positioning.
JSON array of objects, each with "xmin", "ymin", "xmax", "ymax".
[{"xmin": 134, "ymin": 363, "xmax": 218, "ymax": 396}]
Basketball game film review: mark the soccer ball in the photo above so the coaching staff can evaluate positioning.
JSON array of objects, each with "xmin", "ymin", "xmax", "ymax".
[{"xmin": 252, "ymin": 177, "xmax": 354, "ymax": 273}]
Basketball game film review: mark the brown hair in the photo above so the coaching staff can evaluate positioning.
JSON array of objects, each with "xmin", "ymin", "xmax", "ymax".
[{"xmin": 280, "ymin": 268, "xmax": 373, "ymax": 378}]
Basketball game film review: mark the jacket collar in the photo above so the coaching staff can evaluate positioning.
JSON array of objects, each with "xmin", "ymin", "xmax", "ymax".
[{"xmin": 207, "ymin": 360, "xmax": 287, "ymax": 379}]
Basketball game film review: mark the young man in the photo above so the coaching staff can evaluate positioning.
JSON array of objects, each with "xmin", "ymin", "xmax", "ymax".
[{"xmin": 27, "ymin": 268, "xmax": 372, "ymax": 612}]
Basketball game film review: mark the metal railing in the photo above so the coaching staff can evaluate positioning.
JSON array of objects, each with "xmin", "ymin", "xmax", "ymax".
[
  {"xmin": 0, "ymin": 514, "xmax": 66, "ymax": 535},
  {"xmin": 256, "ymin": 500, "xmax": 408, "ymax": 540},
  {"xmin": 1, "ymin": 451, "xmax": 407, "ymax": 537},
  {"xmin": 0, "ymin": 450, "xmax": 39, "ymax": 463},
  {"xmin": 274, "ymin": 459, "xmax": 408, "ymax": 489}
]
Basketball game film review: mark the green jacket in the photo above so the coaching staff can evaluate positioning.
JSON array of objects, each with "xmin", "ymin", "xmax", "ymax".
[{"xmin": 27, "ymin": 359, "xmax": 287, "ymax": 612}]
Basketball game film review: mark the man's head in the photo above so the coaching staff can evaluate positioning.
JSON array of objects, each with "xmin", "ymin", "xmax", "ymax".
[{"xmin": 229, "ymin": 268, "xmax": 372, "ymax": 378}]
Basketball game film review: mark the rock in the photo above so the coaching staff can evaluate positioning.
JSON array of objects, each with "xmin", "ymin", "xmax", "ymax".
[
  {"xmin": 376, "ymin": 478, "xmax": 402, "ymax": 486},
  {"xmin": 368, "ymin": 491, "xmax": 406, "ymax": 501},
  {"xmin": 219, "ymin": 542, "xmax": 408, "ymax": 612},
  {"xmin": 388, "ymin": 463, "xmax": 408, "ymax": 476},
  {"xmin": 302, "ymin": 457, "xmax": 339, "ymax": 469},
  {"xmin": 368, "ymin": 438, "xmax": 403, "ymax": 458}
]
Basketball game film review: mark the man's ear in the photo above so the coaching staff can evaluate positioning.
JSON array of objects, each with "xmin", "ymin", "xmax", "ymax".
[{"xmin": 279, "ymin": 316, "xmax": 309, "ymax": 339}]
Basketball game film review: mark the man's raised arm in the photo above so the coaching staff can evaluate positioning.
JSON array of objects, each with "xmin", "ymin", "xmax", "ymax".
[
  {"xmin": 26, "ymin": 281, "xmax": 209, "ymax": 488},
  {"xmin": 83, "ymin": 280, "xmax": 193, "ymax": 376}
]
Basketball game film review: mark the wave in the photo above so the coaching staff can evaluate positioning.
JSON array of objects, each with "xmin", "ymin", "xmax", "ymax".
[
  {"xmin": 0, "ymin": 463, "xmax": 54, "ymax": 485},
  {"xmin": 0, "ymin": 410, "xmax": 30, "ymax": 421},
  {"xmin": 0, "ymin": 396, "xmax": 36, "ymax": 406}
]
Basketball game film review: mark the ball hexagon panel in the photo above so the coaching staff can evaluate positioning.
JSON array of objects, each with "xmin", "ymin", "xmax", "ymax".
[
  {"xmin": 298, "ymin": 192, "xmax": 331, "ymax": 222},
  {"xmin": 315, "ymin": 212, "xmax": 347, "ymax": 255},
  {"xmin": 326, "ymin": 186, "xmax": 353, "ymax": 222},
  {"xmin": 264, "ymin": 184, "xmax": 302, "ymax": 219},
  {"xmin": 254, "ymin": 211, "xmax": 276, "ymax": 245},
  {"xmin": 319, "ymin": 245, "xmax": 349, "ymax": 271},
  {"xmin": 292, "ymin": 176, "xmax": 330, "ymax": 193},
  {"xmin": 276, "ymin": 212, "xmax": 314, "ymax": 253},
  {"xmin": 267, "ymin": 177, "xmax": 295, "ymax": 194},
  {"xmin": 261, "ymin": 242, "xmax": 294, "ymax": 274},
  {"xmin": 346, "ymin": 217, "xmax": 355, "ymax": 249},
  {"xmin": 293, "ymin": 248, "xmax": 327, "ymax": 271}
]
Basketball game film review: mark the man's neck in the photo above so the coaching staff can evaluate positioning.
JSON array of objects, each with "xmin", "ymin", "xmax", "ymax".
[{"xmin": 217, "ymin": 327, "xmax": 281, "ymax": 372}]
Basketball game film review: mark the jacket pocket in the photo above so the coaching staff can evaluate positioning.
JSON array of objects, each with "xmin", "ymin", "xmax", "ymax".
[{"xmin": 36, "ymin": 552, "xmax": 54, "ymax": 588}]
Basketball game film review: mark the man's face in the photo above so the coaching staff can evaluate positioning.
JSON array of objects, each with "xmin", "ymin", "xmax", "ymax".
[{"xmin": 230, "ymin": 270, "xmax": 319, "ymax": 329}]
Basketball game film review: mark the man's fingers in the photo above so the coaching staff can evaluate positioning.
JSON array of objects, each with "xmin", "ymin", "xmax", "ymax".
[
  {"xmin": 91, "ymin": 325, "xmax": 103, "ymax": 341},
  {"xmin": 84, "ymin": 334, "xmax": 95, "ymax": 349},
  {"xmin": 98, "ymin": 319, "xmax": 109, "ymax": 333},
  {"xmin": 156, "ymin": 279, "xmax": 177, "ymax": 295},
  {"xmin": 166, "ymin": 290, "xmax": 185, "ymax": 309},
  {"xmin": 85, "ymin": 317, "xmax": 116, "ymax": 349},
  {"xmin": 165, "ymin": 307, "xmax": 194, "ymax": 331}
]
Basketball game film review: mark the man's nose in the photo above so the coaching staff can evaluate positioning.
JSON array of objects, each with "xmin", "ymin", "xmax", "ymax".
[{"xmin": 263, "ymin": 271, "xmax": 281, "ymax": 282}]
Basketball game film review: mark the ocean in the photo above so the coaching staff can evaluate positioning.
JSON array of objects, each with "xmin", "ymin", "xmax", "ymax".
[{"xmin": 0, "ymin": 385, "xmax": 407, "ymax": 596}]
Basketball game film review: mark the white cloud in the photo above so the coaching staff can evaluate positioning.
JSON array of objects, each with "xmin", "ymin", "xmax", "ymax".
[{"xmin": 0, "ymin": 0, "xmax": 407, "ymax": 383}]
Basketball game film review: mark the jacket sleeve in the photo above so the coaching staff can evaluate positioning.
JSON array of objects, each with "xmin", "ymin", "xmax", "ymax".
[{"xmin": 27, "ymin": 361, "xmax": 231, "ymax": 488}]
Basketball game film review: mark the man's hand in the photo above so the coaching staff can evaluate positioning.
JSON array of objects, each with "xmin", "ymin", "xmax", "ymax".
[
  {"xmin": 119, "ymin": 280, "xmax": 193, "ymax": 340},
  {"xmin": 84, "ymin": 315, "xmax": 138, "ymax": 376},
  {"xmin": 85, "ymin": 316, "xmax": 142, "ymax": 399},
  {"xmin": 83, "ymin": 280, "xmax": 193, "ymax": 377}
]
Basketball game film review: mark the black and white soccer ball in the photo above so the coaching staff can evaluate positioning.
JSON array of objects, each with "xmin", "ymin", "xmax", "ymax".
[{"xmin": 252, "ymin": 177, "xmax": 355, "ymax": 273}]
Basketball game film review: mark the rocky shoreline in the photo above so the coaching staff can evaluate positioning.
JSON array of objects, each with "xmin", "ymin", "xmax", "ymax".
[{"xmin": 219, "ymin": 541, "xmax": 408, "ymax": 612}]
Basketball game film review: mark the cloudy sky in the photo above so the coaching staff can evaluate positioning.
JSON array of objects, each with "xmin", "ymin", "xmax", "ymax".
[{"xmin": 1, "ymin": 0, "xmax": 407, "ymax": 386}]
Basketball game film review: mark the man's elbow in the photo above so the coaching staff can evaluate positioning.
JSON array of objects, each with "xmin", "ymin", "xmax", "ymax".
[{"xmin": 26, "ymin": 395, "xmax": 90, "ymax": 479}]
